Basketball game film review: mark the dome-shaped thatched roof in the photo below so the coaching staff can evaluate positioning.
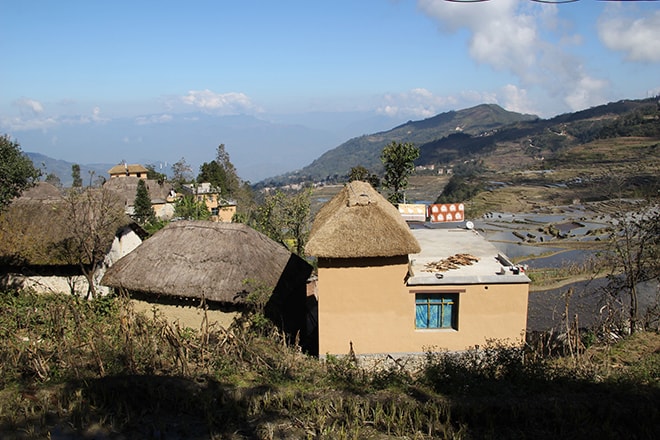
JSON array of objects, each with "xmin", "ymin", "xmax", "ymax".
[
  {"xmin": 101, "ymin": 221, "xmax": 295, "ymax": 303},
  {"xmin": 14, "ymin": 182, "xmax": 62, "ymax": 203},
  {"xmin": 103, "ymin": 176, "xmax": 173, "ymax": 206},
  {"xmin": 305, "ymin": 181, "xmax": 420, "ymax": 258}
]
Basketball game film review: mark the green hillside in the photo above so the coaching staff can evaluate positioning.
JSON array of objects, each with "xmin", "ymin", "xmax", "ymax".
[
  {"xmin": 264, "ymin": 98, "xmax": 660, "ymax": 187},
  {"xmin": 265, "ymin": 104, "xmax": 537, "ymax": 184}
]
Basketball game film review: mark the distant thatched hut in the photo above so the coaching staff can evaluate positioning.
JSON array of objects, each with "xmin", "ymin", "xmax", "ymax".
[
  {"xmin": 103, "ymin": 176, "xmax": 175, "ymax": 220},
  {"xmin": 101, "ymin": 221, "xmax": 314, "ymax": 346}
]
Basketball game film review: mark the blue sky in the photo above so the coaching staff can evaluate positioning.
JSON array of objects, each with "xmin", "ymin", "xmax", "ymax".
[{"xmin": 1, "ymin": 0, "xmax": 659, "ymax": 181}]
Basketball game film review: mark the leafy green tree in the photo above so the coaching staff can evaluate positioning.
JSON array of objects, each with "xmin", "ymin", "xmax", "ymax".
[
  {"xmin": 232, "ymin": 180, "xmax": 258, "ymax": 223},
  {"xmin": 380, "ymin": 141, "xmax": 419, "ymax": 204},
  {"xmin": 44, "ymin": 173, "xmax": 62, "ymax": 188},
  {"xmin": 0, "ymin": 134, "xmax": 41, "ymax": 212},
  {"xmin": 348, "ymin": 165, "xmax": 380, "ymax": 188},
  {"xmin": 349, "ymin": 165, "xmax": 369, "ymax": 182},
  {"xmin": 215, "ymin": 144, "xmax": 240, "ymax": 197},
  {"xmin": 252, "ymin": 188, "xmax": 312, "ymax": 256},
  {"xmin": 174, "ymin": 194, "xmax": 211, "ymax": 220},
  {"xmin": 198, "ymin": 160, "xmax": 229, "ymax": 195},
  {"xmin": 197, "ymin": 144, "xmax": 241, "ymax": 198},
  {"xmin": 133, "ymin": 179, "xmax": 156, "ymax": 225},
  {"xmin": 71, "ymin": 164, "xmax": 83, "ymax": 188},
  {"xmin": 435, "ymin": 175, "xmax": 483, "ymax": 204},
  {"xmin": 145, "ymin": 163, "xmax": 167, "ymax": 183}
]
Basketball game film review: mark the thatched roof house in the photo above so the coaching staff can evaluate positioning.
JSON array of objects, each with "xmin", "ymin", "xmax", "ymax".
[
  {"xmin": 103, "ymin": 176, "xmax": 175, "ymax": 219},
  {"xmin": 104, "ymin": 176, "xmax": 174, "ymax": 205},
  {"xmin": 108, "ymin": 163, "xmax": 149, "ymax": 179},
  {"xmin": 305, "ymin": 180, "xmax": 420, "ymax": 258},
  {"xmin": 101, "ymin": 221, "xmax": 302, "ymax": 304},
  {"xmin": 13, "ymin": 181, "xmax": 62, "ymax": 203},
  {"xmin": 304, "ymin": 181, "xmax": 528, "ymax": 356}
]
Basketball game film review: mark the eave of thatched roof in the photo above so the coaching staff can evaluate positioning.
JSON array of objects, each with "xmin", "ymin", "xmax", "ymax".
[
  {"xmin": 101, "ymin": 221, "xmax": 295, "ymax": 303},
  {"xmin": 305, "ymin": 181, "xmax": 421, "ymax": 258}
]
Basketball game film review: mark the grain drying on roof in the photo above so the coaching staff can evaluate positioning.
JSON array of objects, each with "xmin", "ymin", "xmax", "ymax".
[{"xmin": 422, "ymin": 253, "xmax": 480, "ymax": 272}]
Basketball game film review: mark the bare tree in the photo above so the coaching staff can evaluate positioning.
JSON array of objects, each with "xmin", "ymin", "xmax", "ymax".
[
  {"xmin": 605, "ymin": 202, "xmax": 660, "ymax": 333},
  {"xmin": 59, "ymin": 188, "xmax": 126, "ymax": 299}
]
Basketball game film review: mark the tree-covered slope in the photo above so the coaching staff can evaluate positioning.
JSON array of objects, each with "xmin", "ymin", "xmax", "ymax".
[
  {"xmin": 266, "ymin": 104, "xmax": 537, "ymax": 184},
  {"xmin": 264, "ymin": 98, "xmax": 659, "ymax": 186}
]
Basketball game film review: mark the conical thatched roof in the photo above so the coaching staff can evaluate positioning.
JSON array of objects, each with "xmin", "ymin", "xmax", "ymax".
[
  {"xmin": 101, "ymin": 221, "xmax": 295, "ymax": 303},
  {"xmin": 305, "ymin": 181, "xmax": 420, "ymax": 258}
]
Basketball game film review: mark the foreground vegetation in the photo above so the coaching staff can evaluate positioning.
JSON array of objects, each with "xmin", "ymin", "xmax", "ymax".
[{"xmin": 0, "ymin": 290, "xmax": 658, "ymax": 439}]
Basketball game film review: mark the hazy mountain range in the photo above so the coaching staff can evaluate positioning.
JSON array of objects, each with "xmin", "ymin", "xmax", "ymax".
[
  {"xmin": 19, "ymin": 111, "xmax": 402, "ymax": 185},
  {"xmin": 25, "ymin": 98, "xmax": 658, "ymax": 188}
]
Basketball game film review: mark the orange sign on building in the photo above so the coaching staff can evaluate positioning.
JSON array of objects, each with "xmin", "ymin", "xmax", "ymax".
[{"xmin": 428, "ymin": 203, "xmax": 464, "ymax": 223}]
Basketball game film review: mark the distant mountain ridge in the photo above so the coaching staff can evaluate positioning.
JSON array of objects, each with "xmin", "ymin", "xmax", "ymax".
[
  {"xmin": 26, "ymin": 98, "xmax": 658, "ymax": 188},
  {"xmin": 264, "ymin": 104, "xmax": 538, "ymax": 184},
  {"xmin": 25, "ymin": 153, "xmax": 117, "ymax": 188},
  {"xmin": 264, "ymin": 98, "xmax": 658, "ymax": 185}
]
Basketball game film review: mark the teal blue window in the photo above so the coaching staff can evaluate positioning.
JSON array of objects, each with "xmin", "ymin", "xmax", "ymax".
[{"xmin": 415, "ymin": 293, "xmax": 457, "ymax": 329}]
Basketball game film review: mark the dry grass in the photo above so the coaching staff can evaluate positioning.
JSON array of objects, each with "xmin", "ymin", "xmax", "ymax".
[{"xmin": 0, "ymin": 289, "xmax": 658, "ymax": 439}]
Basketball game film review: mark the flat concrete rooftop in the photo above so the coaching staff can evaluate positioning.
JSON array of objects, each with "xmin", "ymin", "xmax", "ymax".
[{"xmin": 407, "ymin": 223, "xmax": 531, "ymax": 286}]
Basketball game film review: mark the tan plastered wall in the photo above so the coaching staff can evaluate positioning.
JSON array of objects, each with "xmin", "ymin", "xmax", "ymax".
[
  {"xmin": 317, "ymin": 256, "xmax": 529, "ymax": 356},
  {"xmin": 130, "ymin": 299, "xmax": 238, "ymax": 330},
  {"xmin": 218, "ymin": 205, "xmax": 236, "ymax": 223}
]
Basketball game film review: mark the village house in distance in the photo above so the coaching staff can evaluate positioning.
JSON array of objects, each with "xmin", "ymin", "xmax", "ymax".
[
  {"xmin": 104, "ymin": 163, "xmax": 236, "ymax": 222},
  {"xmin": 107, "ymin": 163, "xmax": 150, "ymax": 179},
  {"xmin": 104, "ymin": 163, "xmax": 177, "ymax": 220},
  {"xmin": 181, "ymin": 182, "xmax": 237, "ymax": 223},
  {"xmin": 305, "ymin": 181, "xmax": 530, "ymax": 356}
]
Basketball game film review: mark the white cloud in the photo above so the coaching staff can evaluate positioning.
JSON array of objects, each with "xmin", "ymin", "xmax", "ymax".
[
  {"xmin": 377, "ymin": 88, "xmax": 458, "ymax": 118},
  {"xmin": 418, "ymin": 0, "xmax": 540, "ymax": 79},
  {"xmin": 1, "ymin": 105, "xmax": 110, "ymax": 131},
  {"xmin": 122, "ymin": 136, "xmax": 143, "ymax": 144},
  {"xmin": 14, "ymin": 98, "xmax": 44, "ymax": 115},
  {"xmin": 598, "ymin": 10, "xmax": 660, "ymax": 62},
  {"xmin": 135, "ymin": 114, "xmax": 173, "ymax": 125},
  {"xmin": 459, "ymin": 90, "xmax": 498, "ymax": 106},
  {"xmin": 0, "ymin": 115, "xmax": 59, "ymax": 131},
  {"xmin": 92, "ymin": 106, "xmax": 102, "ymax": 121},
  {"xmin": 417, "ymin": 0, "xmax": 608, "ymax": 114},
  {"xmin": 500, "ymin": 85, "xmax": 537, "ymax": 115},
  {"xmin": 564, "ymin": 74, "xmax": 609, "ymax": 112},
  {"xmin": 181, "ymin": 89, "xmax": 260, "ymax": 114}
]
